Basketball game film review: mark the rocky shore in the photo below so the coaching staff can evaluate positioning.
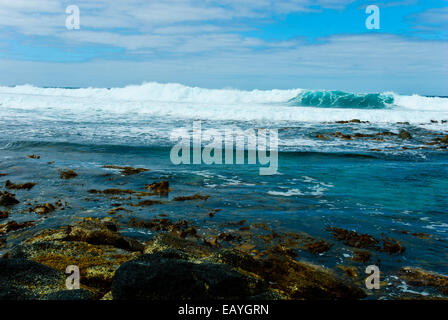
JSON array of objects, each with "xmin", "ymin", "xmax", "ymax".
[{"xmin": 1, "ymin": 209, "xmax": 447, "ymax": 300}]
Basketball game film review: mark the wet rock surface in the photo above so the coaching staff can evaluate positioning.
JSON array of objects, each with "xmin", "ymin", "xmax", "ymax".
[
  {"xmin": 112, "ymin": 249, "xmax": 269, "ymax": 300},
  {"xmin": 398, "ymin": 267, "xmax": 448, "ymax": 296}
]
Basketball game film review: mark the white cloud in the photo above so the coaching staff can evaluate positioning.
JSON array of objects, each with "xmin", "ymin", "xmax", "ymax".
[
  {"xmin": 1, "ymin": 33, "xmax": 447, "ymax": 95},
  {"xmin": 0, "ymin": 0, "xmax": 355, "ymax": 37}
]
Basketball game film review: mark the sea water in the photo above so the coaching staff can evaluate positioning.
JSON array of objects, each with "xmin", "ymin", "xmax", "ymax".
[{"xmin": 1, "ymin": 83, "xmax": 447, "ymax": 297}]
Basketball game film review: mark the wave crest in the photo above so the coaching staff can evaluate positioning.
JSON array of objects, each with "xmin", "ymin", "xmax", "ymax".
[{"xmin": 289, "ymin": 90, "xmax": 394, "ymax": 109}]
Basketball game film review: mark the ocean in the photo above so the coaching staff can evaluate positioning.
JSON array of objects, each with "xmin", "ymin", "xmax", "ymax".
[{"xmin": 1, "ymin": 82, "xmax": 447, "ymax": 298}]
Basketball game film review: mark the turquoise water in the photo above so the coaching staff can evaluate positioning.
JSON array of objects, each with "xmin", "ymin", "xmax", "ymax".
[{"xmin": 289, "ymin": 90, "xmax": 394, "ymax": 108}]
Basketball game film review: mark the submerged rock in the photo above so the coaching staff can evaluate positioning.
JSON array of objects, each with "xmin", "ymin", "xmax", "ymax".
[
  {"xmin": 173, "ymin": 194, "xmax": 210, "ymax": 201},
  {"xmin": 133, "ymin": 199, "xmax": 163, "ymax": 206},
  {"xmin": 29, "ymin": 203, "xmax": 55, "ymax": 215},
  {"xmin": 59, "ymin": 169, "xmax": 78, "ymax": 179},
  {"xmin": 327, "ymin": 227, "xmax": 379, "ymax": 250},
  {"xmin": 398, "ymin": 267, "xmax": 448, "ymax": 296},
  {"xmin": 442, "ymin": 135, "xmax": 448, "ymax": 144},
  {"xmin": 102, "ymin": 165, "xmax": 149, "ymax": 176},
  {"xmin": 398, "ymin": 130, "xmax": 412, "ymax": 139},
  {"xmin": 351, "ymin": 250, "xmax": 371, "ymax": 263},
  {"xmin": 0, "ymin": 191, "xmax": 19, "ymax": 206},
  {"xmin": 0, "ymin": 210, "xmax": 10, "ymax": 220},
  {"xmin": 304, "ymin": 239, "xmax": 333, "ymax": 255},
  {"xmin": 145, "ymin": 181, "xmax": 170, "ymax": 195},
  {"xmin": 0, "ymin": 258, "xmax": 65, "ymax": 300},
  {"xmin": 111, "ymin": 249, "xmax": 268, "ymax": 300},
  {"xmin": 0, "ymin": 221, "xmax": 35, "ymax": 235},
  {"xmin": 5, "ymin": 180, "xmax": 36, "ymax": 190}
]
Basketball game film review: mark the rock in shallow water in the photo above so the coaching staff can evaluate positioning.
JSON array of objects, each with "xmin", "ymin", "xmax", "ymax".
[
  {"xmin": 398, "ymin": 130, "xmax": 412, "ymax": 139},
  {"xmin": 0, "ymin": 191, "xmax": 19, "ymax": 206}
]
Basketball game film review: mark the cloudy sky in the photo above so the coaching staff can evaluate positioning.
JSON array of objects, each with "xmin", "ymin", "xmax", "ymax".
[{"xmin": 0, "ymin": 0, "xmax": 447, "ymax": 95}]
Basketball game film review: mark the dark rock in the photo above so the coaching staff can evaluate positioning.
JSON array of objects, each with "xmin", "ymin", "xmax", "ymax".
[
  {"xmin": 351, "ymin": 250, "xmax": 371, "ymax": 263},
  {"xmin": 5, "ymin": 180, "xmax": 36, "ymax": 190},
  {"xmin": 145, "ymin": 181, "xmax": 170, "ymax": 195},
  {"xmin": 376, "ymin": 131, "xmax": 397, "ymax": 136},
  {"xmin": 327, "ymin": 227, "xmax": 379, "ymax": 249},
  {"xmin": 43, "ymin": 289, "xmax": 96, "ymax": 300},
  {"xmin": 381, "ymin": 238, "xmax": 405, "ymax": 254},
  {"xmin": 398, "ymin": 130, "xmax": 412, "ymax": 139},
  {"xmin": 441, "ymin": 135, "xmax": 448, "ymax": 144},
  {"xmin": 133, "ymin": 199, "xmax": 163, "ymax": 206},
  {"xmin": 30, "ymin": 203, "xmax": 55, "ymax": 215},
  {"xmin": 111, "ymin": 250, "xmax": 267, "ymax": 300},
  {"xmin": 0, "ymin": 221, "xmax": 34, "ymax": 235},
  {"xmin": 315, "ymin": 134, "xmax": 329, "ymax": 140},
  {"xmin": 398, "ymin": 267, "xmax": 448, "ymax": 296},
  {"xmin": 0, "ymin": 210, "xmax": 10, "ymax": 219},
  {"xmin": 0, "ymin": 258, "xmax": 65, "ymax": 300},
  {"xmin": 0, "ymin": 191, "xmax": 19, "ymax": 206},
  {"xmin": 102, "ymin": 165, "xmax": 149, "ymax": 176},
  {"xmin": 304, "ymin": 239, "xmax": 333, "ymax": 255},
  {"xmin": 173, "ymin": 194, "xmax": 210, "ymax": 201},
  {"xmin": 59, "ymin": 169, "xmax": 78, "ymax": 179}
]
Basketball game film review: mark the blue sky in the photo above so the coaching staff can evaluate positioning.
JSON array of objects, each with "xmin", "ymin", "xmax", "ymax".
[{"xmin": 0, "ymin": 0, "xmax": 447, "ymax": 95}]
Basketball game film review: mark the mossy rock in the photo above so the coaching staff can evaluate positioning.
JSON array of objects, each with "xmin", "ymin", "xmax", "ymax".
[
  {"xmin": 10, "ymin": 240, "xmax": 137, "ymax": 294},
  {"xmin": 0, "ymin": 258, "xmax": 66, "ymax": 300}
]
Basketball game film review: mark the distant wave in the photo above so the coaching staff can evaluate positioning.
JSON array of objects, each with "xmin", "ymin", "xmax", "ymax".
[{"xmin": 1, "ymin": 82, "xmax": 448, "ymax": 124}]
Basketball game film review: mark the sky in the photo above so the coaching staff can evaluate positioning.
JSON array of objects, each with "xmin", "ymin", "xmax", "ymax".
[{"xmin": 0, "ymin": 0, "xmax": 447, "ymax": 95}]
